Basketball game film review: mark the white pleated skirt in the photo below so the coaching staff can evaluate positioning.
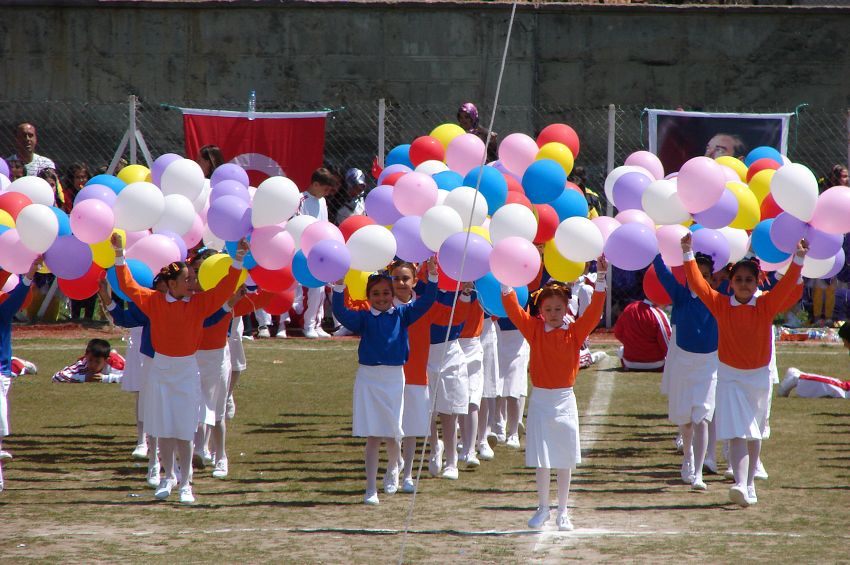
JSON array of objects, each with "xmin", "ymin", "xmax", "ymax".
[
  {"xmin": 136, "ymin": 356, "xmax": 152, "ymax": 421},
  {"xmin": 525, "ymin": 386, "xmax": 581, "ymax": 469},
  {"xmin": 660, "ymin": 326, "xmax": 677, "ymax": 396},
  {"xmin": 460, "ymin": 336, "xmax": 484, "ymax": 408},
  {"xmin": 401, "ymin": 384, "xmax": 431, "ymax": 437},
  {"xmin": 121, "ymin": 327, "xmax": 145, "ymax": 393},
  {"xmin": 427, "ymin": 341, "xmax": 469, "ymax": 415},
  {"xmin": 481, "ymin": 319, "xmax": 502, "ymax": 399},
  {"xmin": 666, "ymin": 348, "xmax": 717, "ymax": 425},
  {"xmin": 196, "ymin": 346, "xmax": 231, "ymax": 425},
  {"xmin": 142, "ymin": 353, "xmax": 202, "ymax": 441},
  {"xmin": 0, "ymin": 375, "xmax": 11, "ymax": 437},
  {"xmin": 715, "ymin": 362, "xmax": 771, "ymax": 441},
  {"xmin": 228, "ymin": 317, "xmax": 247, "ymax": 372},
  {"xmin": 496, "ymin": 327, "xmax": 529, "ymax": 399},
  {"xmin": 352, "ymin": 364, "xmax": 405, "ymax": 439}
]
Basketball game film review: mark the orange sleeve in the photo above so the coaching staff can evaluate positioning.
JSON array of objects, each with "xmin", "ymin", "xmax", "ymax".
[
  {"xmin": 572, "ymin": 290, "xmax": 605, "ymax": 342},
  {"xmin": 115, "ymin": 262, "xmax": 155, "ymax": 315},
  {"xmin": 683, "ymin": 258, "xmax": 722, "ymax": 317},
  {"xmin": 501, "ymin": 289, "xmax": 537, "ymax": 340},
  {"xmin": 195, "ymin": 266, "xmax": 244, "ymax": 317},
  {"xmin": 232, "ymin": 290, "xmax": 275, "ymax": 317},
  {"xmin": 761, "ymin": 261, "xmax": 803, "ymax": 315}
]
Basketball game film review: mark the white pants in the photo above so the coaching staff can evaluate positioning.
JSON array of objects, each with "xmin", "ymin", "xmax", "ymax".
[
  {"xmin": 0, "ymin": 374, "xmax": 10, "ymax": 437},
  {"xmin": 303, "ymin": 286, "xmax": 326, "ymax": 331},
  {"xmin": 255, "ymin": 308, "xmax": 272, "ymax": 327}
]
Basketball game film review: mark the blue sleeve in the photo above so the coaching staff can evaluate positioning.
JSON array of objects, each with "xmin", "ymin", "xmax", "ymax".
[
  {"xmin": 413, "ymin": 280, "xmax": 428, "ymax": 296},
  {"xmin": 0, "ymin": 280, "xmax": 31, "ymax": 318},
  {"xmin": 401, "ymin": 279, "xmax": 438, "ymax": 326},
  {"xmin": 204, "ymin": 308, "xmax": 229, "ymax": 327},
  {"xmin": 332, "ymin": 290, "xmax": 364, "ymax": 333},
  {"xmin": 110, "ymin": 303, "xmax": 148, "ymax": 328},
  {"xmin": 653, "ymin": 254, "xmax": 685, "ymax": 302}
]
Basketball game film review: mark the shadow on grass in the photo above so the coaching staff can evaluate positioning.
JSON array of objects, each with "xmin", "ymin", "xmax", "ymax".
[
  {"xmin": 593, "ymin": 502, "xmax": 729, "ymax": 511},
  {"xmin": 278, "ymin": 412, "xmax": 349, "ymax": 418},
  {"xmin": 782, "ymin": 485, "xmax": 850, "ymax": 491}
]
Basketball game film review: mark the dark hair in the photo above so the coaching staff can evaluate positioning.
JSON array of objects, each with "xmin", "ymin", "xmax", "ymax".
[
  {"xmin": 366, "ymin": 273, "xmax": 393, "ymax": 296},
  {"xmin": 189, "ymin": 249, "xmax": 218, "ymax": 270},
  {"xmin": 388, "ymin": 259, "xmax": 417, "ymax": 277},
  {"xmin": 838, "ymin": 322, "xmax": 850, "ymax": 342},
  {"xmin": 311, "ymin": 167, "xmax": 338, "ymax": 188},
  {"xmin": 826, "ymin": 164, "xmax": 848, "ymax": 187},
  {"xmin": 37, "ymin": 167, "xmax": 58, "ymax": 181},
  {"xmin": 199, "ymin": 144, "xmax": 224, "ymax": 175},
  {"xmin": 86, "ymin": 338, "xmax": 112, "ymax": 359},
  {"xmin": 729, "ymin": 257, "xmax": 760, "ymax": 278},
  {"xmin": 158, "ymin": 261, "xmax": 188, "ymax": 284},
  {"xmin": 64, "ymin": 162, "xmax": 91, "ymax": 187},
  {"xmin": 694, "ymin": 252, "xmax": 715, "ymax": 274},
  {"xmin": 533, "ymin": 281, "xmax": 572, "ymax": 307}
]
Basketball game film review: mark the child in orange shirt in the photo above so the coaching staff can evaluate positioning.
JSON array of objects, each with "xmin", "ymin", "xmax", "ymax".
[{"xmin": 501, "ymin": 256, "xmax": 608, "ymax": 531}]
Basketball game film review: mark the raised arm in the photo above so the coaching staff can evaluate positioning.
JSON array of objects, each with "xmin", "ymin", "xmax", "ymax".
[
  {"xmin": 761, "ymin": 241, "xmax": 807, "ymax": 315},
  {"xmin": 232, "ymin": 290, "xmax": 276, "ymax": 317},
  {"xmin": 652, "ymin": 254, "xmax": 685, "ymax": 303},
  {"xmin": 112, "ymin": 234, "xmax": 156, "ymax": 314},
  {"xmin": 572, "ymin": 256, "xmax": 608, "ymax": 342},
  {"xmin": 681, "ymin": 233, "xmax": 722, "ymax": 317},
  {"xmin": 402, "ymin": 258, "xmax": 440, "ymax": 326},
  {"xmin": 332, "ymin": 285, "xmax": 364, "ymax": 333},
  {"xmin": 195, "ymin": 242, "xmax": 249, "ymax": 317},
  {"xmin": 0, "ymin": 257, "xmax": 39, "ymax": 318}
]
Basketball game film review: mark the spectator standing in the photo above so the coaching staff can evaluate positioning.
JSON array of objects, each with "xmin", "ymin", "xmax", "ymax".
[
  {"xmin": 62, "ymin": 163, "xmax": 91, "ymax": 211},
  {"xmin": 7, "ymin": 123, "xmax": 55, "ymax": 177},
  {"xmin": 457, "ymin": 103, "xmax": 498, "ymax": 163},
  {"xmin": 335, "ymin": 168, "xmax": 368, "ymax": 224}
]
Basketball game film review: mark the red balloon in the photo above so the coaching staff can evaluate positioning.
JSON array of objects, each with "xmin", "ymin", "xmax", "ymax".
[
  {"xmin": 566, "ymin": 181, "xmax": 584, "ymax": 195},
  {"xmin": 670, "ymin": 265, "xmax": 687, "ymax": 286},
  {"xmin": 760, "ymin": 193, "xmax": 783, "ymax": 220},
  {"xmin": 436, "ymin": 263, "xmax": 460, "ymax": 291},
  {"xmin": 382, "ymin": 172, "xmax": 405, "ymax": 186},
  {"xmin": 0, "ymin": 191, "xmax": 33, "ymax": 220},
  {"xmin": 250, "ymin": 265, "xmax": 295, "ymax": 293},
  {"xmin": 746, "ymin": 158, "xmax": 781, "ymax": 182},
  {"xmin": 536, "ymin": 123, "xmax": 580, "ymax": 158},
  {"xmin": 264, "ymin": 287, "xmax": 296, "ymax": 316},
  {"xmin": 409, "ymin": 136, "xmax": 445, "ymax": 167},
  {"xmin": 643, "ymin": 264, "xmax": 672, "ymax": 306},
  {"xmin": 504, "ymin": 175, "xmax": 524, "ymax": 194},
  {"xmin": 505, "ymin": 191, "xmax": 533, "ymax": 210},
  {"xmin": 339, "ymin": 215, "xmax": 376, "ymax": 241},
  {"xmin": 58, "ymin": 264, "xmax": 105, "ymax": 300},
  {"xmin": 533, "ymin": 204, "xmax": 559, "ymax": 244}
]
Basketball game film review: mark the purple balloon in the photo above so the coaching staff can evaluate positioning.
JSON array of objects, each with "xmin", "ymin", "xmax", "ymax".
[
  {"xmin": 769, "ymin": 212, "xmax": 807, "ymax": 253},
  {"xmin": 0, "ymin": 158, "xmax": 9, "ymax": 178},
  {"xmin": 207, "ymin": 195, "xmax": 252, "ymax": 241},
  {"xmin": 822, "ymin": 248, "xmax": 846, "ymax": 279},
  {"xmin": 74, "ymin": 183, "xmax": 118, "ymax": 207},
  {"xmin": 211, "ymin": 163, "xmax": 249, "ymax": 188},
  {"xmin": 692, "ymin": 188, "xmax": 738, "ymax": 229},
  {"xmin": 151, "ymin": 153, "xmax": 182, "ymax": 187},
  {"xmin": 306, "ymin": 240, "xmax": 351, "ymax": 283},
  {"xmin": 365, "ymin": 185, "xmax": 402, "ymax": 225},
  {"xmin": 438, "ymin": 232, "xmax": 492, "ymax": 282},
  {"xmin": 154, "ymin": 229, "xmax": 188, "ymax": 261},
  {"xmin": 603, "ymin": 223, "xmax": 658, "ymax": 271},
  {"xmin": 804, "ymin": 227, "xmax": 843, "ymax": 260},
  {"xmin": 391, "ymin": 216, "xmax": 432, "ymax": 262},
  {"xmin": 44, "ymin": 235, "xmax": 93, "ymax": 280},
  {"xmin": 211, "ymin": 179, "xmax": 251, "ymax": 204},
  {"xmin": 611, "ymin": 172, "xmax": 652, "ymax": 211},
  {"xmin": 376, "ymin": 164, "xmax": 412, "ymax": 185},
  {"xmin": 692, "ymin": 228, "xmax": 731, "ymax": 271}
]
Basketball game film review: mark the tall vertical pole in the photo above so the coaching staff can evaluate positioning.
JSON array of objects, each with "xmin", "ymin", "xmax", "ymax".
[
  {"xmin": 605, "ymin": 103, "xmax": 616, "ymax": 329},
  {"xmin": 378, "ymin": 98, "xmax": 386, "ymax": 169},
  {"xmin": 129, "ymin": 95, "xmax": 137, "ymax": 165}
]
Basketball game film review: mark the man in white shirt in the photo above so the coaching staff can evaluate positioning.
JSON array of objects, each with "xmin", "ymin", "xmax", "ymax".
[
  {"xmin": 7, "ymin": 123, "xmax": 56, "ymax": 177},
  {"xmin": 335, "ymin": 168, "xmax": 367, "ymax": 224},
  {"xmin": 299, "ymin": 168, "xmax": 338, "ymax": 338}
]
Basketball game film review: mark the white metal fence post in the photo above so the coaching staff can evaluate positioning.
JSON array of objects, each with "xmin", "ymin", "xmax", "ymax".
[
  {"xmin": 605, "ymin": 103, "xmax": 616, "ymax": 329},
  {"xmin": 378, "ymin": 98, "xmax": 386, "ymax": 168}
]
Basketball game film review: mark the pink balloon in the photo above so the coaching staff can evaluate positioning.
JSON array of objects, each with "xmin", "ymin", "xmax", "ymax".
[
  {"xmin": 656, "ymin": 224, "xmax": 690, "ymax": 267},
  {"xmin": 677, "ymin": 156, "xmax": 726, "ymax": 214},
  {"xmin": 810, "ymin": 186, "xmax": 850, "ymax": 235},
  {"xmin": 489, "ymin": 236, "xmax": 541, "ymax": 287},
  {"xmin": 759, "ymin": 257, "xmax": 791, "ymax": 272},
  {"xmin": 70, "ymin": 199, "xmax": 115, "ymax": 244},
  {"xmin": 624, "ymin": 151, "xmax": 664, "ymax": 181},
  {"xmin": 591, "ymin": 216, "xmax": 621, "ymax": 245},
  {"xmin": 125, "ymin": 230, "xmax": 150, "ymax": 249},
  {"xmin": 250, "ymin": 225, "xmax": 296, "ymax": 270},
  {"xmin": 498, "ymin": 133, "xmax": 539, "ymax": 177},
  {"xmin": 182, "ymin": 214, "xmax": 204, "ymax": 249},
  {"xmin": 445, "ymin": 133, "xmax": 486, "ymax": 176},
  {"xmin": 393, "ymin": 172, "xmax": 439, "ymax": 216},
  {"xmin": 126, "ymin": 234, "xmax": 181, "ymax": 272},
  {"xmin": 299, "ymin": 220, "xmax": 343, "ymax": 256},
  {"xmin": 0, "ymin": 229, "xmax": 38, "ymax": 274},
  {"xmin": 720, "ymin": 166, "xmax": 741, "ymax": 183},
  {"xmin": 615, "ymin": 209, "xmax": 655, "ymax": 230}
]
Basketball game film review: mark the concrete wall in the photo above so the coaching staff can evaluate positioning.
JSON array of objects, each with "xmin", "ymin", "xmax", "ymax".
[{"xmin": 1, "ymin": 1, "xmax": 849, "ymax": 109}]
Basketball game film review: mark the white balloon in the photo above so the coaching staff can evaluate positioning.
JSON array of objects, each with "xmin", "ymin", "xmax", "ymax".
[
  {"xmin": 347, "ymin": 225, "xmax": 397, "ymax": 272},
  {"xmin": 489, "ymin": 203, "xmax": 538, "ymax": 244},
  {"xmin": 8, "ymin": 176, "xmax": 54, "ymax": 206},
  {"xmin": 154, "ymin": 194, "xmax": 196, "ymax": 236},
  {"xmin": 202, "ymin": 225, "xmax": 225, "ymax": 251},
  {"xmin": 252, "ymin": 176, "xmax": 301, "ymax": 227},
  {"xmin": 436, "ymin": 189, "xmax": 450, "ymax": 206},
  {"xmin": 192, "ymin": 179, "xmax": 212, "ymax": 213},
  {"xmin": 641, "ymin": 179, "xmax": 690, "ymax": 225},
  {"xmin": 0, "ymin": 173, "xmax": 10, "ymax": 191},
  {"xmin": 285, "ymin": 215, "xmax": 318, "ymax": 249},
  {"xmin": 779, "ymin": 255, "xmax": 834, "ymax": 279},
  {"xmin": 415, "ymin": 160, "xmax": 449, "ymax": 176},
  {"xmin": 771, "ymin": 163, "xmax": 818, "ymax": 222},
  {"xmin": 113, "ymin": 182, "xmax": 165, "ymax": 232},
  {"xmin": 444, "ymin": 186, "xmax": 488, "ymax": 228},
  {"xmin": 16, "ymin": 203, "xmax": 58, "ymax": 253},
  {"xmin": 554, "ymin": 217, "xmax": 603, "ymax": 263},
  {"xmin": 420, "ymin": 205, "xmax": 464, "ymax": 252},
  {"xmin": 604, "ymin": 165, "xmax": 654, "ymax": 204},
  {"xmin": 160, "ymin": 158, "xmax": 205, "ymax": 201},
  {"xmin": 718, "ymin": 227, "xmax": 750, "ymax": 264}
]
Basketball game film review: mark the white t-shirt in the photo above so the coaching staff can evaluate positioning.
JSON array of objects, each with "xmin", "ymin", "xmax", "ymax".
[
  {"xmin": 6, "ymin": 153, "xmax": 56, "ymax": 176},
  {"xmin": 299, "ymin": 192, "xmax": 328, "ymax": 221}
]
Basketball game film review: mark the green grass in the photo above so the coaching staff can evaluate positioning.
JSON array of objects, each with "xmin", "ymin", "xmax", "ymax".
[{"xmin": 1, "ymin": 336, "xmax": 849, "ymax": 563}]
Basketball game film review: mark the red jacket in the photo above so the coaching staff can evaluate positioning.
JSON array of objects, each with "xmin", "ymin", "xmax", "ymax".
[{"xmin": 614, "ymin": 301, "xmax": 671, "ymax": 364}]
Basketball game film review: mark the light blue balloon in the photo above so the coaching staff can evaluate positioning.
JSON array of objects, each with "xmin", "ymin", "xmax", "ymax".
[
  {"xmin": 475, "ymin": 272, "xmax": 528, "ymax": 318},
  {"xmin": 292, "ymin": 249, "xmax": 324, "ymax": 288}
]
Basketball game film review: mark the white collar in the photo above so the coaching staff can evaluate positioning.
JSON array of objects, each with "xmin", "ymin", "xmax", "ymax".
[
  {"xmin": 544, "ymin": 314, "xmax": 573, "ymax": 332},
  {"xmin": 729, "ymin": 294, "xmax": 757, "ymax": 307},
  {"xmin": 393, "ymin": 293, "xmax": 416, "ymax": 307},
  {"xmin": 165, "ymin": 293, "xmax": 190, "ymax": 303},
  {"xmin": 370, "ymin": 306, "xmax": 396, "ymax": 316}
]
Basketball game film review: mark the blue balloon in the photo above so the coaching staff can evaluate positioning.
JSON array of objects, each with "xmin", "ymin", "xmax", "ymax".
[
  {"xmin": 474, "ymin": 272, "xmax": 528, "ymax": 318},
  {"xmin": 225, "ymin": 239, "xmax": 257, "ymax": 270},
  {"xmin": 87, "ymin": 174, "xmax": 127, "ymax": 195},
  {"xmin": 522, "ymin": 159, "xmax": 567, "ymax": 204},
  {"xmin": 751, "ymin": 219, "xmax": 791, "ymax": 263},
  {"xmin": 689, "ymin": 223, "xmax": 704, "ymax": 233},
  {"xmin": 107, "ymin": 259, "xmax": 154, "ymax": 302},
  {"xmin": 0, "ymin": 225, "xmax": 9, "ymax": 238},
  {"xmin": 292, "ymin": 249, "xmax": 324, "ymax": 288},
  {"xmin": 744, "ymin": 146, "xmax": 783, "ymax": 168},
  {"xmin": 463, "ymin": 166, "xmax": 507, "ymax": 214},
  {"xmin": 548, "ymin": 188, "xmax": 588, "ymax": 221},
  {"xmin": 433, "ymin": 170, "xmax": 464, "ymax": 191},
  {"xmin": 51, "ymin": 207, "xmax": 71, "ymax": 236},
  {"xmin": 385, "ymin": 144, "xmax": 414, "ymax": 169}
]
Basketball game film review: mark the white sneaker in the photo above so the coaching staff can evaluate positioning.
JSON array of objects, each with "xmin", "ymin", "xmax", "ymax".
[
  {"xmin": 495, "ymin": 433, "xmax": 507, "ymax": 445},
  {"xmin": 303, "ymin": 329, "xmax": 320, "ymax": 339},
  {"xmin": 132, "ymin": 443, "xmax": 148, "ymax": 460},
  {"xmin": 0, "ymin": 450, "xmax": 13, "ymax": 461},
  {"xmin": 681, "ymin": 457, "xmax": 694, "ymax": 484},
  {"xmin": 334, "ymin": 326, "xmax": 353, "ymax": 337},
  {"xmin": 193, "ymin": 450, "xmax": 213, "ymax": 468},
  {"xmin": 226, "ymin": 395, "xmax": 236, "ymax": 420},
  {"xmin": 779, "ymin": 367, "xmax": 800, "ymax": 397},
  {"xmin": 316, "ymin": 328, "xmax": 332, "ymax": 338},
  {"xmin": 465, "ymin": 453, "xmax": 480, "ymax": 467},
  {"xmin": 154, "ymin": 478, "xmax": 176, "ymax": 500},
  {"xmin": 146, "ymin": 461, "xmax": 161, "ymax": 488},
  {"xmin": 703, "ymin": 458, "xmax": 718, "ymax": 474},
  {"xmin": 728, "ymin": 485, "xmax": 750, "ymax": 507},
  {"xmin": 275, "ymin": 328, "xmax": 288, "ymax": 339},
  {"xmin": 179, "ymin": 485, "xmax": 195, "ymax": 504},
  {"xmin": 364, "ymin": 491, "xmax": 379, "ymax": 505},
  {"xmin": 528, "ymin": 507, "xmax": 551, "ymax": 529},
  {"xmin": 242, "ymin": 335, "xmax": 254, "ymax": 341},
  {"xmin": 556, "ymin": 510, "xmax": 574, "ymax": 531},
  {"xmin": 754, "ymin": 460, "xmax": 768, "ymax": 480},
  {"xmin": 477, "ymin": 442, "xmax": 495, "ymax": 461},
  {"xmin": 724, "ymin": 467, "xmax": 735, "ymax": 480},
  {"xmin": 257, "ymin": 326, "xmax": 271, "ymax": 339},
  {"xmin": 506, "ymin": 434, "xmax": 520, "ymax": 449},
  {"xmin": 22, "ymin": 360, "xmax": 38, "ymax": 375},
  {"xmin": 212, "ymin": 458, "xmax": 229, "ymax": 479},
  {"xmin": 401, "ymin": 478, "xmax": 415, "ymax": 493},
  {"xmin": 428, "ymin": 440, "xmax": 444, "ymax": 477},
  {"xmin": 675, "ymin": 434, "xmax": 684, "ymax": 454},
  {"xmin": 383, "ymin": 466, "xmax": 399, "ymax": 494},
  {"xmin": 691, "ymin": 477, "xmax": 707, "ymax": 491},
  {"xmin": 746, "ymin": 484, "xmax": 758, "ymax": 505},
  {"xmin": 441, "ymin": 466, "xmax": 459, "ymax": 480}
]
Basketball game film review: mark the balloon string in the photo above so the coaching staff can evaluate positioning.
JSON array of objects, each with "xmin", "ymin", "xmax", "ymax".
[{"xmin": 397, "ymin": 4, "xmax": 518, "ymax": 564}]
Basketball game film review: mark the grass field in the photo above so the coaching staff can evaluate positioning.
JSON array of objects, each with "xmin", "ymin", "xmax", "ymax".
[{"xmin": 1, "ymin": 332, "xmax": 849, "ymax": 564}]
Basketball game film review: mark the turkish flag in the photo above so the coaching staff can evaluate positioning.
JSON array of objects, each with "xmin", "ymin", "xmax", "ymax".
[{"xmin": 182, "ymin": 108, "xmax": 328, "ymax": 189}]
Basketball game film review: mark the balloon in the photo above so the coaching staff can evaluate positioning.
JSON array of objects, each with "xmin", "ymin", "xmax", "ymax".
[
  {"xmin": 0, "ymin": 229, "xmax": 39, "ymax": 274},
  {"xmin": 263, "ymin": 288, "xmax": 297, "ymax": 316},
  {"xmin": 0, "ymin": 159, "xmax": 8, "ymax": 178},
  {"xmin": 809, "ymin": 186, "xmax": 850, "ymax": 235},
  {"xmin": 463, "ymin": 166, "xmax": 508, "ymax": 214},
  {"xmin": 522, "ymin": 159, "xmax": 566, "ymax": 205},
  {"xmin": 615, "ymin": 209, "xmax": 655, "ymax": 230},
  {"xmin": 656, "ymin": 224, "xmax": 690, "ymax": 267},
  {"xmin": 625, "ymin": 151, "xmax": 664, "ymax": 181},
  {"xmin": 748, "ymin": 169, "xmax": 775, "ymax": 203},
  {"xmin": 202, "ymin": 225, "xmax": 225, "ymax": 251},
  {"xmin": 760, "ymin": 192, "xmax": 783, "ymax": 221},
  {"xmin": 535, "ymin": 143, "xmax": 574, "ymax": 176},
  {"xmin": 543, "ymin": 240, "xmax": 585, "ymax": 282},
  {"xmin": 158, "ymin": 230, "xmax": 189, "ymax": 262},
  {"xmin": 805, "ymin": 228, "xmax": 843, "ymax": 260},
  {"xmin": 489, "ymin": 203, "xmax": 538, "ymax": 244},
  {"xmin": 249, "ymin": 265, "xmax": 295, "ymax": 293},
  {"xmin": 192, "ymin": 179, "xmax": 212, "ymax": 213},
  {"xmin": 726, "ymin": 181, "xmax": 760, "ymax": 230},
  {"xmin": 0, "ymin": 192, "xmax": 32, "ymax": 220},
  {"xmin": 612, "ymin": 171, "xmax": 653, "ymax": 211},
  {"xmin": 376, "ymin": 164, "xmax": 412, "ymax": 186},
  {"xmin": 433, "ymin": 170, "xmax": 464, "ymax": 191},
  {"xmin": 430, "ymin": 123, "xmax": 466, "ymax": 150},
  {"xmin": 210, "ymin": 163, "xmax": 250, "ymax": 188},
  {"xmin": 249, "ymin": 225, "xmax": 295, "ymax": 270},
  {"xmin": 74, "ymin": 183, "xmax": 117, "ymax": 207},
  {"xmin": 285, "ymin": 215, "xmax": 318, "ymax": 249},
  {"xmin": 67, "ymin": 199, "xmax": 113, "ymax": 245},
  {"xmin": 339, "ymin": 215, "xmax": 376, "ymax": 241},
  {"xmin": 210, "ymin": 179, "xmax": 250, "ymax": 204},
  {"xmin": 292, "ymin": 249, "xmax": 324, "ymax": 288},
  {"xmin": 769, "ymin": 212, "xmax": 807, "ymax": 253},
  {"xmin": 488, "ymin": 237, "xmax": 541, "ymax": 287},
  {"xmin": 591, "ymin": 216, "xmax": 622, "ymax": 246},
  {"xmin": 444, "ymin": 186, "xmax": 488, "ymax": 228},
  {"xmin": 641, "ymin": 179, "xmax": 689, "ymax": 225},
  {"xmin": 91, "ymin": 236, "xmax": 118, "ymax": 269},
  {"xmin": 536, "ymin": 123, "xmax": 580, "ymax": 158},
  {"xmin": 117, "ymin": 164, "xmax": 150, "ymax": 184},
  {"xmin": 58, "ymin": 264, "xmax": 105, "ymax": 300},
  {"xmin": 125, "ymin": 234, "xmax": 181, "ymax": 272},
  {"xmin": 0, "ymin": 209, "xmax": 14, "ymax": 229},
  {"xmin": 498, "ymin": 133, "xmax": 539, "ymax": 177},
  {"xmin": 150, "ymin": 193, "xmax": 195, "ymax": 236},
  {"xmin": 505, "ymin": 190, "xmax": 533, "ymax": 211},
  {"xmin": 446, "ymin": 134, "xmax": 486, "ymax": 176},
  {"xmin": 676, "ymin": 156, "xmax": 726, "ymax": 214},
  {"xmin": 223, "ymin": 239, "xmax": 256, "ymax": 271},
  {"xmin": 643, "ymin": 264, "xmax": 672, "ymax": 306},
  {"xmin": 692, "ymin": 228, "xmax": 731, "ymax": 270},
  {"xmin": 160, "ymin": 158, "xmax": 205, "ymax": 202},
  {"xmin": 385, "ymin": 144, "xmax": 414, "ymax": 169},
  {"xmin": 744, "ymin": 146, "xmax": 783, "ymax": 167},
  {"xmin": 548, "ymin": 188, "xmax": 588, "ymax": 221},
  {"xmin": 415, "ymin": 160, "xmax": 449, "ymax": 176},
  {"xmin": 718, "ymin": 226, "xmax": 750, "ymax": 264},
  {"xmin": 692, "ymin": 188, "xmax": 738, "ymax": 229},
  {"xmin": 437, "ymin": 232, "xmax": 492, "ymax": 282},
  {"xmin": 107, "ymin": 259, "xmax": 153, "ymax": 301},
  {"xmin": 751, "ymin": 219, "xmax": 791, "ymax": 263},
  {"xmin": 533, "ymin": 204, "xmax": 559, "ymax": 244},
  {"xmin": 297, "ymin": 221, "xmax": 341, "ymax": 259},
  {"xmin": 344, "ymin": 269, "xmax": 371, "ymax": 301},
  {"xmin": 715, "ymin": 155, "xmax": 747, "ymax": 181},
  {"xmin": 207, "ymin": 195, "xmax": 252, "ymax": 241},
  {"xmin": 801, "ymin": 255, "xmax": 836, "ymax": 279},
  {"xmin": 8, "ymin": 176, "xmax": 54, "ymax": 206},
  {"xmin": 44, "ymin": 235, "xmax": 93, "ymax": 280},
  {"xmin": 17, "ymin": 204, "xmax": 59, "ymax": 253},
  {"xmin": 252, "ymin": 176, "xmax": 301, "ymax": 227},
  {"xmin": 469, "ymin": 225, "xmax": 491, "ymax": 243},
  {"xmin": 307, "ymin": 239, "xmax": 351, "ymax": 283},
  {"xmin": 554, "ymin": 216, "xmax": 603, "ymax": 263},
  {"xmin": 770, "ymin": 163, "xmax": 818, "ymax": 222},
  {"xmin": 392, "ymin": 216, "xmax": 432, "ymax": 262},
  {"xmin": 197, "ymin": 253, "xmax": 248, "ymax": 291},
  {"xmin": 393, "ymin": 172, "xmax": 439, "ymax": 216},
  {"xmin": 409, "ymin": 136, "xmax": 445, "ymax": 167},
  {"xmin": 365, "ymin": 185, "xmax": 402, "ymax": 225},
  {"xmin": 347, "ymin": 225, "xmax": 397, "ymax": 272},
  {"xmin": 822, "ymin": 248, "xmax": 846, "ymax": 280},
  {"xmin": 475, "ymin": 271, "xmax": 529, "ymax": 318},
  {"xmin": 113, "ymin": 181, "xmax": 165, "ymax": 231},
  {"xmin": 87, "ymin": 174, "xmax": 126, "ymax": 195},
  {"xmin": 150, "ymin": 153, "xmax": 182, "ymax": 187},
  {"xmin": 182, "ymin": 214, "xmax": 205, "ymax": 249},
  {"xmin": 420, "ymin": 205, "xmax": 464, "ymax": 252},
  {"xmin": 604, "ymin": 223, "xmax": 658, "ymax": 271},
  {"xmin": 746, "ymin": 158, "xmax": 781, "ymax": 182},
  {"xmin": 604, "ymin": 165, "xmax": 653, "ymax": 204}
]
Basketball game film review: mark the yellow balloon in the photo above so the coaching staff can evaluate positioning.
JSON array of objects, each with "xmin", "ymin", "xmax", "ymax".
[
  {"xmin": 117, "ymin": 164, "xmax": 151, "ymax": 184},
  {"xmin": 344, "ymin": 269, "xmax": 371, "ymax": 301},
  {"xmin": 748, "ymin": 169, "xmax": 775, "ymax": 204},
  {"xmin": 468, "ymin": 226, "xmax": 491, "ymax": 243},
  {"xmin": 0, "ymin": 209, "xmax": 14, "ymax": 228},
  {"xmin": 726, "ymin": 181, "xmax": 760, "ymax": 230},
  {"xmin": 715, "ymin": 155, "xmax": 747, "ymax": 181},
  {"xmin": 543, "ymin": 240, "xmax": 584, "ymax": 282},
  {"xmin": 679, "ymin": 217, "xmax": 694, "ymax": 228},
  {"xmin": 197, "ymin": 253, "xmax": 247, "ymax": 291},
  {"xmin": 430, "ymin": 123, "xmax": 465, "ymax": 150},
  {"xmin": 91, "ymin": 240, "xmax": 115, "ymax": 269},
  {"xmin": 536, "ymin": 142, "xmax": 574, "ymax": 176}
]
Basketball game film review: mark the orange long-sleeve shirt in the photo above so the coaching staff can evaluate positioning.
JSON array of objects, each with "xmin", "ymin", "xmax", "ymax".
[
  {"xmin": 198, "ymin": 291, "xmax": 275, "ymax": 351},
  {"xmin": 459, "ymin": 298, "xmax": 484, "ymax": 339},
  {"xmin": 116, "ymin": 261, "xmax": 242, "ymax": 358},
  {"xmin": 403, "ymin": 297, "xmax": 472, "ymax": 386},
  {"xmin": 502, "ymin": 288, "xmax": 605, "ymax": 389},
  {"xmin": 684, "ymin": 257, "xmax": 803, "ymax": 370}
]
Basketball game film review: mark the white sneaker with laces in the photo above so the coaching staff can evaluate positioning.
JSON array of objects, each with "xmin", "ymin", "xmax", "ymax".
[
  {"xmin": 316, "ymin": 328, "xmax": 332, "ymax": 338},
  {"xmin": 132, "ymin": 443, "xmax": 148, "ymax": 460},
  {"xmin": 495, "ymin": 433, "xmax": 507, "ymax": 445},
  {"xmin": 303, "ymin": 328, "xmax": 320, "ymax": 339},
  {"xmin": 746, "ymin": 484, "xmax": 758, "ymax": 505},
  {"xmin": 506, "ymin": 434, "xmax": 520, "ymax": 449},
  {"xmin": 556, "ymin": 510, "xmax": 574, "ymax": 531},
  {"xmin": 477, "ymin": 442, "xmax": 495, "ymax": 461},
  {"xmin": 212, "ymin": 458, "xmax": 229, "ymax": 479},
  {"xmin": 754, "ymin": 460, "xmax": 768, "ymax": 480},
  {"xmin": 441, "ymin": 466, "xmax": 459, "ymax": 480},
  {"xmin": 179, "ymin": 485, "xmax": 195, "ymax": 504},
  {"xmin": 226, "ymin": 395, "xmax": 236, "ymax": 420},
  {"xmin": 146, "ymin": 461, "xmax": 161, "ymax": 488},
  {"xmin": 275, "ymin": 328, "xmax": 288, "ymax": 339},
  {"xmin": 528, "ymin": 507, "xmax": 551, "ymax": 529},
  {"xmin": 728, "ymin": 485, "xmax": 750, "ymax": 507},
  {"xmin": 428, "ymin": 440, "xmax": 444, "ymax": 477},
  {"xmin": 383, "ymin": 466, "xmax": 399, "ymax": 494},
  {"xmin": 779, "ymin": 368, "xmax": 800, "ymax": 397},
  {"xmin": 691, "ymin": 477, "xmax": 707, "ymax": 491},
  {"xmin": 154, "ymin": 478, "xmax": 176, "ymax": 500},
  {"xmin": 681, "ymin": 457, "xmax": 694, "ymax": 484},
  {"xmin": 257, "ymin": 326, "xmax": 271, "ymax": 339},
  {"xmin": 364, "ymin": 491, "xmax": 379, "ymax": 505},
  {"xmin": 401, "ymin": 478, "xmax": 415, "ymax": 493},
  {"xmin": 465, "ymin": 453, "xmax": 480, "ymax": 467},
  {"xmin": 0, "ymin": 450, "xmax": 13, "ymax": 461}
]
